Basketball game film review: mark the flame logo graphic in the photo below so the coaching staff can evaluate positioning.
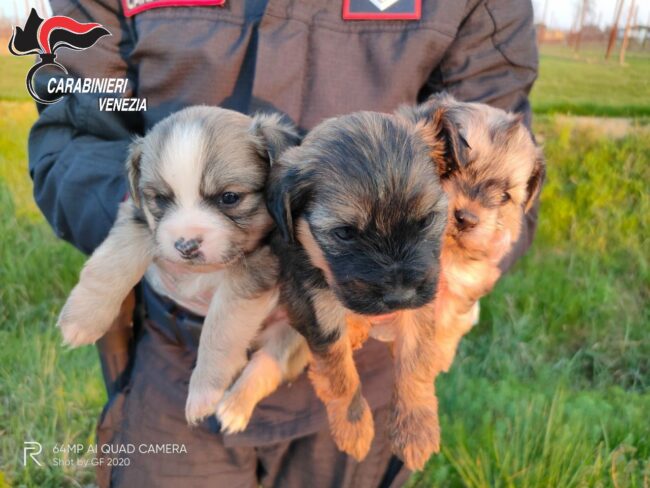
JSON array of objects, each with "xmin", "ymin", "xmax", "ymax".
[{"xmin": 8, "ymin": 9, "xmax": 111, "ymax": 104}]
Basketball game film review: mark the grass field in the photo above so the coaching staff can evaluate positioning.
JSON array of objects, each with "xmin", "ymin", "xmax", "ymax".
[
  {"xmin": 531, "ymin": 44, "xmax": 650, "ymax": 117},
  {"xmin": 1, "ymin": 45, "xmax": 649, "ymax": 487}
]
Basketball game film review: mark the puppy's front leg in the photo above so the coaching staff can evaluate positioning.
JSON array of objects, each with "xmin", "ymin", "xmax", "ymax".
[
  {"xmin": 431, "ymin": 295, "xmax": 478, "ymax": 375},
  {"xmin": 185, "ymin": 274, "xmax": 278, "ymax": 426},
  {"xmin": 306, "ymin": 291, "xmax": 375, "ymax": 461},
  {"xmin": 58, "ymin": 201, "xmax": 153, "ymax": 347},
  {"xmin": 217, "ymin": 319, "xmax": 309, "ymax": 433},
  {"xmin": 389, "ymin": 309, "xmax": 441, "ymax": 471}
]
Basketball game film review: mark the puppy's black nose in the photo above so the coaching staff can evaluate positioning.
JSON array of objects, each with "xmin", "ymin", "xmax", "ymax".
[
  {"xmin": 174, "ymin": 237, "xmax": 202, "ymax": 259},
  {"xmin": 454, "ymin": 209, "xmax": 479, "ymax": 230},
  {"xmin": 382, "ymin": 287, "xmax": 416, "ymax": 309}
]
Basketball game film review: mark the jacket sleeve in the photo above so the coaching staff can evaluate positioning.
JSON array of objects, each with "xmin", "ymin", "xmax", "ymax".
[
  {"xmin": 426, "ymin": 0, "xmax": 540, "ymax": 271},
  {"xmin": 28, "ymin": 0, "xmax": 142, "ymax": 255}
]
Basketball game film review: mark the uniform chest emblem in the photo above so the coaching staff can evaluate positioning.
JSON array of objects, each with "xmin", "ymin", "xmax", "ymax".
[
  {"xmin": 342, "ymin": 0, "xmax": 421, "ymax": 20},
  {"xmin": 368, "ymin": 0, "xmax": 400, "ymax": 10}
]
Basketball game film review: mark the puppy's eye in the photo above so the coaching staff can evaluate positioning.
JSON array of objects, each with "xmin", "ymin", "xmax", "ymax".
[
  {"xmin": 332, "ymin": 226, "xmax": 356, "ymax": 241},
  {"xmin": 418, "ymin": 213, "xmax": 435, "ymax": 230},
  {"xmin": 501, "ymin": 192, "xmax": 511, "ymax": 204},
  {"xmin": 154, "ymin": 193, "xmax": 173, "ymax": 210},
  {"xmin": 220, "ymin": 192, "xmax": 241, "ymax": 206}
]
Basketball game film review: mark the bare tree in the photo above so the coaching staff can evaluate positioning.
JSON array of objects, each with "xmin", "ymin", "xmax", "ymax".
[
  {"xmin": 605, "ymin": 0, "xmax": 625, "ymax": 59},
  {"xmin": 619, "ymin": 0, "xmax": 636, "ymax": 64}
]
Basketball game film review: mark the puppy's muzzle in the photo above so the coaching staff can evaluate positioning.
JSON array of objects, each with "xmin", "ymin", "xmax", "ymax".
[
  {"xmin": 382, "ymin": 287, "xmax": 417, "ymax": 309},
  {"xmin": 174, "ymin": 237, "xmax": 203, "ymax": 260},
  {"xmin": 454, "ymin": 209, "xmax": 479, "ymax": 231}
]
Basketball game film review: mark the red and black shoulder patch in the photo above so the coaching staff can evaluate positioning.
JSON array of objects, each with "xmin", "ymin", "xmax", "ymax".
[{"xmin": 122, "ymin": 0, "xmax": 226, "ymax": 17}]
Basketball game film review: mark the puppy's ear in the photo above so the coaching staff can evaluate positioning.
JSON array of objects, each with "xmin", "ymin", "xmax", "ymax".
[
  {"xmin": 417, "ymin": 107, "xmax": 470, "ymax": 179},
  {"xmin": 125, "ymin": 136, "xmax": 144, "ymax": 207},
  {"xmin": 524, "ymin": 149, "xmax": 546, "ymax": 213},
  {"xmin": 265, "ymin": 148, "xmax": 311, "ymax": 243},
  {"xmin": 395, "ymin": 91, "xmax": 456, "ymax": 124},
  {"xmin": 250, "ymin": 113, "xmax": 301, "ymax": 164}
]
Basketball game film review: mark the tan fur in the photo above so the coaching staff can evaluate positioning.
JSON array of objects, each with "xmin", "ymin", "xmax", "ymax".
[
  {"xmin": 296, "ymin": 218, "xmax": 336, "ymax": 286},
  {"xmin": 58, "ymin": 200, "xmax": 154, "ymax": 345},
  {"xmin": 389, "ymin": 308, "xmax": 441, "ymax": 470},
  {"xmin": 308, "ymin": 335, "xmax": 375, "ymax": 461}
]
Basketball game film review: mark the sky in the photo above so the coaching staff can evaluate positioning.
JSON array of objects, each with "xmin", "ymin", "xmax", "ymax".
[
  {"xmin": 2, "ymin": 0, "xmax": 649, "ymax": 31},
  {"xmin": 532, "ymin": 0, "xmax": 649, "ymax": 30}
]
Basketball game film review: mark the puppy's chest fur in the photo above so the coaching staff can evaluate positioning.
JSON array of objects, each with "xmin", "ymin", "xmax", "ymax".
[
  {"xmin": 440, "ymin": 248, "xmax": 499, "ymax": 313},
  {"xmin": 146, "ymin": 244, "xmax": 278, "ymax": 317},
  {"xmin": 145, "ymin": 264, "xmax": 227, "ymax": 316}
]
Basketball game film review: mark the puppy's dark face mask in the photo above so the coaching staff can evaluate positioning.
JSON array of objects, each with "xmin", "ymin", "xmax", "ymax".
[{"xmin": 268, "ymin": 112, "xmax": 449, "ymax": 315}]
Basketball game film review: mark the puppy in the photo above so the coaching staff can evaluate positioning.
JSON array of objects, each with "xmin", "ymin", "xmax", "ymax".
[
  {"xmin": 56, "ymin": 106, "xmax": 301, "ymax": 428},
  {"xmin": 398, "ymin": 94, "xmax": 545, "ymax": 377},
  {"xmin": 266, "ymin": 112, "xmax": 451, "ymax": 465}
]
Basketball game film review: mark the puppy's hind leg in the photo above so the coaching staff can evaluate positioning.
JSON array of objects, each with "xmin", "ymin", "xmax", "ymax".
[
  {"xmin": 217, "ymin": 320, "xmax": 309, "ymax": 433},
  {"xmin": 58, "ymin": 201, "xmax": 153, "ymax": 347}
]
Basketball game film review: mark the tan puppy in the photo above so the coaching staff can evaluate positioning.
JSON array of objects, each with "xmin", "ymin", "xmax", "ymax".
[
  {"xmin": 56, "ymin": 106, "xmax": 302, "ymax": 429},
  {"xmin": 399, "ymin": 94, "xmax": 545, "ymax": 376}
]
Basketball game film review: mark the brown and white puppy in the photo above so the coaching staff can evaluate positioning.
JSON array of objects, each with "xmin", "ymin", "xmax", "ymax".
[
  {"xmin": 266, "ymin": 112, "xmax": 451, "ymax": 464},
  {"xmin": 56, "ymin": 106, "xmax": 301, "ymax": 428},
  {"xmin": 398, "ymin": 94, "xmax": 545, "ymax": 376}
]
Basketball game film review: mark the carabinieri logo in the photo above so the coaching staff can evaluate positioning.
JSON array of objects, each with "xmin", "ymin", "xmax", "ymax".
[{"xmin": 8, "ymin": 8, "xmax": 111, "ymax": 104}]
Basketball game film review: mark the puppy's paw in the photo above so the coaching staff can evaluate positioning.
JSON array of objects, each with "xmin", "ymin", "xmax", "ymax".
[
  {"xmin": 327, "ymin": 395, "xmax": 375, "ymax": 461},
  {"xmin": 185, "ymin": 381, "xmax": 224, "ymax": 426},
  {"xmin": 216, "ymin": 388, "xmax": 255, "ymax": 434},
  {"xmin": 57, "ymin": 286, "xmax": 118, "ymax": 347},
  {"xmin": 390, "ymin": 404, "xmax": 440, "ymax": 471}
]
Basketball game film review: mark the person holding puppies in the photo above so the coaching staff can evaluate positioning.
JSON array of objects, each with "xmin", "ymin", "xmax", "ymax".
[{"xmin": 28, "ymin": 0, "xmax": 539, "ymax": 486}]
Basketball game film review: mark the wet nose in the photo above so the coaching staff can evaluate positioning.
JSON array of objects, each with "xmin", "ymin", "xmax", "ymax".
[
  {"xmin": 174, "ymin": 237, "xmax": 202, "ymax": 259},
  {"xmin": 454, "ymin": 209, "xmax": 479, "ymax": 230},
  {"xmin": 382, "ymin": 287, "xmax": 417, "ymax": 310}
]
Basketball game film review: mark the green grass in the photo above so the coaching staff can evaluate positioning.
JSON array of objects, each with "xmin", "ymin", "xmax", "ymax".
[
  {"xmin": 0, "ymin": 100, "xmax": 101, "ymax": 487},
  {"xmin": 0, "ymin": 51, "xmax": 649, "ymax": 486},
  {"xmin": 531, "ymin": 45, "xmax": 650, "ymax": 117},
  {"xmin": 0, "ymin": 56, "xmax": 33, "ymax": 102}
]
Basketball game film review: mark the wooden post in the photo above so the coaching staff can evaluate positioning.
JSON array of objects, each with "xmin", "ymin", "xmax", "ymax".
[
  {"xmin": 619, "ymin": 0, "xmax": 636, "ymax": 64},
  {"xmin": 605, "ymin": 0, "xmax": 625, "ymax": 59}
]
